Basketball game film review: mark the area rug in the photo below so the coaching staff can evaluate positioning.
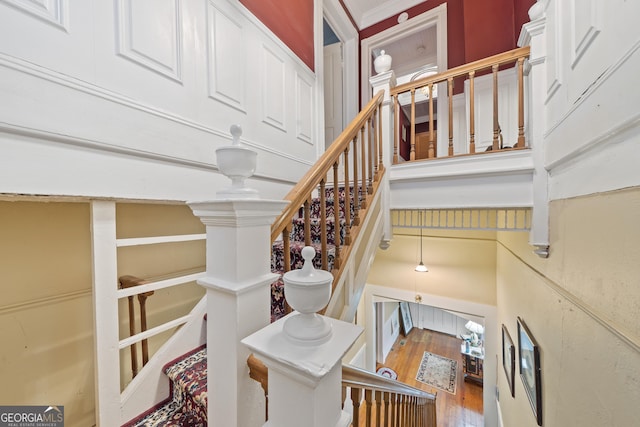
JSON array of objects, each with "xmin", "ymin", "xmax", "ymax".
[
  {"xmin": 415, "ymin": 351, "xmax": 457, "ymax": 394},
  {"xmin": 376, "ymin": 366, "xmax": 398, "ymax": 380}
]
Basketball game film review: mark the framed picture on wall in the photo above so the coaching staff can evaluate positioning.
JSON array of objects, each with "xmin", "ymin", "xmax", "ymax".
[
  {"xmin": 518, "ymin": 317, "xmax": 542, "ymax": 426},
  {"xmin": 399, "ymin": 301, "xmax": 413, "ymax": 336},
  {"xmin": 502, "ymin": 324, "xmax": 516, "ymax": 397}
]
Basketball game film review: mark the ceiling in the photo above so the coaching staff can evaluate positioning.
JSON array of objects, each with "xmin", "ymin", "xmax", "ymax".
[
  {"xmin": 335, "ymin": 0, "xmax": 439, "ymax": 78},
  {"xmin": 342, "ymin": 0, "xmax": 426, "ymax": 30}
]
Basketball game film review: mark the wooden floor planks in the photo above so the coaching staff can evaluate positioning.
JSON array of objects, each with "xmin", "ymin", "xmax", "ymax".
[{"xmin": 376, "ymin": 328, "xmax": 484, "ymax": 427}]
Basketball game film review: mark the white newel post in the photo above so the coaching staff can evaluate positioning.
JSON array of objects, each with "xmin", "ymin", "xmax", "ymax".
[
  {"xmin": 242, "ymin": 248, "xmax": 363, "ymax": 427},
  {"xmin": 188, "ymin": 125, "xmax": 288, "ymax": 427},
  {"xmin": 519, "ymin": 1, "xmax": 550, "ymax": 258},
  {"xmin": 369, "ymin": 69, "xmax": 396, "ymax": 248}
]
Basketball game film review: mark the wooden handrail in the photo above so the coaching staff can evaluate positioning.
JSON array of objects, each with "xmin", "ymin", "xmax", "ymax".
[
  {"xmin": 270, "ymin": 90, "xmax": 385, "ymax": 242},
  {"xmin": 390, "ymin": 46, "xmax": 530, "ymax": 96},
  {"xmin": 247, "ymin": 355, "xmax": 437, "ymax": 426},
  {"xmin": 341, "ymin": 365, "xmax": 436, "ymax": 400},
  {"xmin": 269, "ymin": 90, "xmax": 386, "ymax": 315},
  {"xmin": 390, "ymin": 46, "xmax": 530, "ymax": 162}
]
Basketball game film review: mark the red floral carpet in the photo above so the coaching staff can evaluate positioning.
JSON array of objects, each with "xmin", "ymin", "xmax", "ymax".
[
  {"xmin": 270, "ymin": 187, "xmax": 359, "ymax": 321},
  {"xmin": 122, "ymin": 345, "xmax": 207, "ymax": 426}
]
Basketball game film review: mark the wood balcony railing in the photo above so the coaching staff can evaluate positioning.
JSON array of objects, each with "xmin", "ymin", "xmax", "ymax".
[
  {"xmin": 270, "ymin": 90, "xmax": 385, "ymax": 304},
  {"xmin": 119, "ymin": 275, "xmax": 154, "ymax": 379},
  {"xmin": 343, "ymin": 365, "xmax": 437, "ymax": 427},
  {"xmin": 247, "ymin": 355, "xmax": 437, "ymax": 426},
  {"xmin": 390, "ymin": 46, "xmax": 530, "ymax": 162}
]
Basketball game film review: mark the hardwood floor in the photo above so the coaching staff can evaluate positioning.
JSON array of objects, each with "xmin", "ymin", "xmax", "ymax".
[{"xmin": 377, "ymin": 328, "xmax": 483, "ymax": 427}]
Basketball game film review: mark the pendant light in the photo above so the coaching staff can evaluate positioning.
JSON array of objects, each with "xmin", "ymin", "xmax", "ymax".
[{"xmin": 415, "ymin": 211, "xmax": 428, "ymax": 272}]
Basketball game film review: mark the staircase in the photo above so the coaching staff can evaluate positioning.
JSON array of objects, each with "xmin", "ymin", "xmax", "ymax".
[
  {"xmin": 120, "ymin": 182, "xmax": 376, "ymax": 426},
  {"xmin": 269, "ymin": 185, "xmax": 361, "ymax": 321},
  {"xmin": 122, "ymin": 345, "xmax": 207, "ymax": 427},
  {"xmin": 117, "ymin": 91, "xmax": 387, "ymax": 426}
]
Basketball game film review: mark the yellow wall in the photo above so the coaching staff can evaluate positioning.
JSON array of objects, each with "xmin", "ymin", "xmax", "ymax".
[
  {"xmin": 367, "ymin": 229, "xmax": 498, "ymax": 306},
  {"xmin": 0, "ymin": 201, "xmax": 206, "ymax": 426},
  {"xmin": 0, "ymin": 201, "xmax": 95, "ymax": 426},
  {"xmin": 496, "ymin": 187, "xmax": 640, "ymax": 427}
]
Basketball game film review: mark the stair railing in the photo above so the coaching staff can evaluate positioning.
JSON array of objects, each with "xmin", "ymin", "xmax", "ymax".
[
  {"xmin": 270, "ymin": 90, "xmax": 385, "ymax": 305},
  {"xmin": 118, "ymin": 275, "xmax": 154, "ymax": 378},
  {"xmin": 390, "ymin": 46, "xmax": 530, "ymax": 162},
  {"xmin": 342, "ymin": 365, "xmax": 436, "ymax": 427},
  {"xmin": 247, "ymin": 355, "xmax": 437, "ymax": 426}
]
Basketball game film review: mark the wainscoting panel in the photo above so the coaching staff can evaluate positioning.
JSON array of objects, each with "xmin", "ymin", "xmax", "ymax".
[
  {"xmin": 116, "ymin": 0, "xmax": 183, "ymax": 82},
  {"xmin": 545, "ymin": 0, "xmax": 562, "ymax": 102},
  {"xmin": 1, "ymin": 0, "xmax": 67, "ymax": 29},
  {"xmin": 465, "ymin": 68, "xmax": 519, "ymax": 151},
  {"xmin": 261, "ymin": 44, "xmax": 287, "ymax": 132},
  {"xmin": 569, "ymin": 0, "xmax": 600, "ymax": 68},
  {"xmin": 296, "ymin": 71, "xmax": 313, "ymax": 144},
  {"xmin": 207, "ymin": 3, "xmax": 246, "ymax": 112},
  {"xmin": 0, "ymin": 0, "xmax": 319, "ymax": 201},
  {"xmin": 451, "ymin": 94, "xmax": 467, "ymax": 154}
]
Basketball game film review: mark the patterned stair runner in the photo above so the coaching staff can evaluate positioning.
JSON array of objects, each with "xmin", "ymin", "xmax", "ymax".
[
  {"xmin": 122, "ymin": 345, "xmax": 207, "ymax": 427},
  {"xmin": 125, "ymin": 186, "xmax": 361, "ymax": 424},
  {"xmin": 270, "ymin": 186, "xmax": 361, "ymax": 321}
]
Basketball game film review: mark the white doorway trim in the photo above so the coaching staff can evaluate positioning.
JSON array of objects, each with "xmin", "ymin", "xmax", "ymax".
[
  {"xmin": 362, "ymin": 283, "xmax": 498, "ymax": 427},
  {"xmin": 323, "ymin": 0, "xmax": 359, "ymax": 134},
  {"xmin": 360, "ymin": 3, "xmax": 448, "ymax": 107}
]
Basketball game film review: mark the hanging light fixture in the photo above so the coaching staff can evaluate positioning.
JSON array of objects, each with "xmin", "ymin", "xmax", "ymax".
[{"xmin": 415, "ymin": 211, "xmax": 428, "ymax": 272}]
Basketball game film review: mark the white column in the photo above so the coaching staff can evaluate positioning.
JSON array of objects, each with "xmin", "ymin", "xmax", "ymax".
[
  {"xmin": 519, "ymin": 1, "xmax": 550, "ymax": 258},
  {"xmin": 369, "ymin": 70, "xmax": 397, "ymax": 248},
  {"xmin": 242, "ymin": 315, "xmax": 362, "ymax": 427},
  {"xmin": 90, "ymin": 200, "xmax": 120, "ymax": 427},
  {"xmin": 189, "ymin": 125, "xmax": 289, "ymax": 426},
  {"xmin": 189, "ymin": 199, "xmax": 287, "ymax": 427}
]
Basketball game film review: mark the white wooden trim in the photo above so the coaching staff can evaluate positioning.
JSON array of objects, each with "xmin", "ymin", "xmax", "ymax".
[
  {"xmin": 118, "ymin": 314, "xmax": 191, "ymax": 349},
  {"xmin": 117, "ymin": 272, "xmax": 206, "ymax": 299},
  {"xmin": 360, "ymin": 4, "xmax": 448, "ymax": 107},
  {"xmin": 90, "ymin": 200, "xmax": 121, "ymax": 427},
  {"xmin": 116, "ymin": 233, "xmax": 206, "ymax": 247},
  {"xmin": 323, "ymin": 0, "xmax": 359, "ymax": 127}
]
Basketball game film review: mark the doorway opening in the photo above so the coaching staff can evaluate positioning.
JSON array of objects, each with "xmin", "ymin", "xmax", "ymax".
[{"xmin": 323, "ymin": 18, "xmax": 344, "ymax": 150}]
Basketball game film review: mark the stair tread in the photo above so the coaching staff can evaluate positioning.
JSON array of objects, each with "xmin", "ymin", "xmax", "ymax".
[
  {"xmin": 122, "ymin": 346, "xmax": 207, "ymax": 427},
  {"xmin": 163, "ymin": 346, "xmax": 207, "ymax": 410}
]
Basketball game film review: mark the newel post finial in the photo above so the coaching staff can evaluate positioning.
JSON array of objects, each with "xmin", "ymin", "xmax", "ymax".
[
  {"xmin": 216, "ymin": 124, "xmax": 259, "ymax": 199},
  {"xmin": 282, "ymin": 246, "xmax": 333, "ymax": 345}
]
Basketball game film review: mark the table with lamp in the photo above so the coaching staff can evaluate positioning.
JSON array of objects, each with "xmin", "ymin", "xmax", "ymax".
[{"xmin": 460, "ymin": 320, "xmax": 484, "ymax": 385}]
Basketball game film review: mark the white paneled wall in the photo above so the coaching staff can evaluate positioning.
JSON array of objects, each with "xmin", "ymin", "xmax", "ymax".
[
  {"xmin": 0, "ymin": 0, "xmax": 319, "ymax": 201},
  {"xmin": 464, "ymin": 67, "xmax": 520, "ymax": 152},
  {"xmin": 541, "ymin": 0, "xmax": 640, "ymax": 200}
]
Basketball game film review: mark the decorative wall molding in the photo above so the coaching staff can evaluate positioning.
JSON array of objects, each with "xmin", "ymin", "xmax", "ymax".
[
  {"xmin": 545, "ymin": 0, "xmax": 562, "ymax": 102},
  {"xmin": 0, "ymin": 0, "xmax": 67, "ymax": 30},
  {"xmin": 0, "ymin": 53, "xmax": 312, "ymax": 171},
  {"xmin": 295, "ymin": 71, "xmax": 313, "ymax": 144},
  {"xmin": 116, "ymin": 0, "xmax": 183, "ymax": 82},
  {"xmin": 0, "ymin": 122, "xmax": 309, "ymax": 186},
  {"xmin": 570, "ymin": 0, "xmax": 600, "ymax": 69},
  {"xmin": 261, "ymin": 44, "xmax": 286, "ymax": 132},
  {"xmin": 544, "ymin": 38, "xmax": 640, "ymax": 141},
  {"xmin": 207, "ymin": 3, "xmax": 246, "ymax": 112},
  {"xmin": 0, "ymin": 288, "xmax": 91, "ymax": 315},
  {"xmin": 500, "ymin": 241, "xmax": 640, "ymax": 354}
]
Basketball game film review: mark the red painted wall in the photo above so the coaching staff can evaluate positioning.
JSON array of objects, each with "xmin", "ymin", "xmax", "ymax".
[
  {"xmin": 463, "ymin": 0, "xmax": 515, "ymax": 63},
  {"xmin": 240, "ymin": 0, "xmax": 314, "ymax": 71},
  {"xmin": 359, "ymin": 0, "xmax": 535, "ymax": 69},
  {"xmin": 514, "ymin": 0, "xmax": 535, "ymax": 45}
]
